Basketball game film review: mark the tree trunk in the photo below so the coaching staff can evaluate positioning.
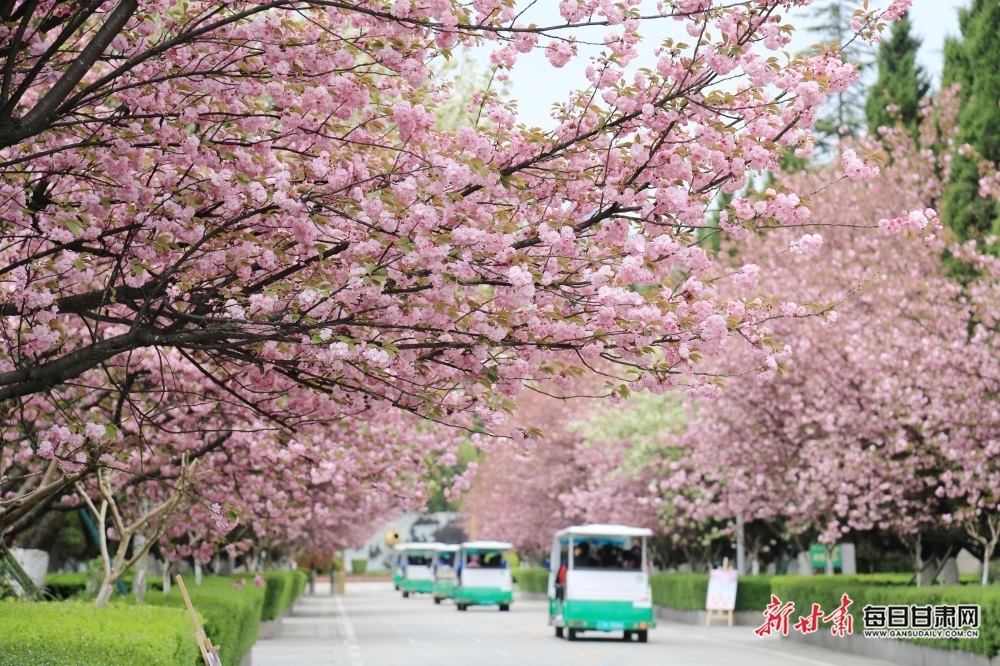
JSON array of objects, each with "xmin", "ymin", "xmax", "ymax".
[
  {"xmin": 941, "ymin": 556, "xmax": 960, "ymax": 585},
  {"xmin": 195, "ymin": 561, "xmax": 202, "ymax": 586},
  {"xmin": 982, "ymin": 541, "xmax": 995, "ymax": 586},
  {"xmin": 94, "ymin": 580, "xmax": 114, "ymax": 608},
  {"xmin": 824, "ymin": 544, "xmax": 834, "ymax": 577},
  {"xmin": 914, "ymin": 533, "xmax": 923, "ymax": 587},
  {"xmin": 796, "ymin": 551, "xmax": 814, "ymax": 576},
  {"xmin": 133, "ymin": 534, "xmax": 147, "ymax": 604},
  {"xmin": 163, "ymin": 563, "xmax": 171, "ymax": 595}
]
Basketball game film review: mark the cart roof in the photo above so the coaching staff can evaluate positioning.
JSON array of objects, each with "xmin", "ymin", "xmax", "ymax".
[
  {"xmin": 554, "ymin": 524, "xmax": 654, "ymax": 538},
  {"xmin": 393, "ymin": 542, "xmax": 441, "ymax": 551},
  {"xmin": 435, "ymin": 544, "xmax": 461, "ymax": 552},
  {"xmin": 461, "ymin": 540, "xmax": 514, "ymax": 550}
]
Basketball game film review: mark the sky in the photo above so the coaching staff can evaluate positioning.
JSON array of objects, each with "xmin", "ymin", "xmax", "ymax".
[{"xmin": 464, "ymin": 0, "xmax": 967, "ymax": 130}]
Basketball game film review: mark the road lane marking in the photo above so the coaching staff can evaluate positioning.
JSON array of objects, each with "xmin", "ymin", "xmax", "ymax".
[
  {"xmin": 570, "ymin": 646, "xmax": 600, "ymax": 660},
  {"xmin": 334, "ymin": 596, "xmax": 365, "ymax": 666},
  {"xmin": 526, "ymin": 629, "xmax": 544, "ymax": 637}
]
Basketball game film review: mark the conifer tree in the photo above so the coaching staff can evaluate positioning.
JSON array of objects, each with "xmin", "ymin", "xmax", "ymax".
[
  {"xmin": 865, "ymin": 13, "xmax": 930, "ymax": 140},
  {"xmin": 940, "ymin": 0, "xmax": 1000, "ymax": 244},
  {"xmin": 808, "ymin": 0, "xmax": 874, "ymax": 154}
]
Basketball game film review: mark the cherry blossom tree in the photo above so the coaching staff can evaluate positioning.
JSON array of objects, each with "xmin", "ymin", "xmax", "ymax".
[
  {"xmin": 1, "ymin": 0, "xmax": 915, "ymax": 516},
  {"xmin": 464, "ymin": 388, "xmax": 665, "ymax": 557},
  {"xmin": 77, "ymin": 451, "xmax": 195, "ymax": 608},
  {"xmin": 2, "ymin": 1, "xmax": 929, "ymax": 585},
  {"xmin": 3, "ymin": 343, "xmax": 467, "ymax": 588},
  {"xmin": 654, "ymin": 90, "xmax": 1000, "ymax": 582}
]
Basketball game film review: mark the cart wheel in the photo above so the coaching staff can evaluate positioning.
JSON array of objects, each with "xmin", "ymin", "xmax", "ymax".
[
  {"xmin": 567, "ymin": 629, "xmax": 578, "ymax": 641},
  {"xmin": 499, "ymin": 604, "xmax": 509, "ymax": 612},
  {"xmin": 457, "ymin": 603, "xmax": 467, "ymax": 611},
  {"xmin": 637, "ymin": 630, "xmax": 648, "ymax": 643},
  {"xmin": 434, "ymin": 597, "xmax": 441, "ymax": 605},
  {"xmin": 555, "ymin": 627, "xmax": 564, "ymax": 638},
  {"xmin": 623, "ymin": 631, "xmax": 633, "ymax": 641},
  {"xmin": 402, "ymin": 591, "xmax": 409, "ymax": 598}
]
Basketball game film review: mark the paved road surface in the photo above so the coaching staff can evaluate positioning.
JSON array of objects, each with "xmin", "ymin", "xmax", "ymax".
[{"xmin": 253, "ymin": 581, "xmax": 898, "ymax": 666}]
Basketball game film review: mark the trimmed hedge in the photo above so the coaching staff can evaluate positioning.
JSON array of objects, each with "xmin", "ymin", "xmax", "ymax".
[
  {"xmin": 44, "ymin": 571, "xmax": 163, "ymax": 601},
  {"xmin": 0, "ymin": 601, "xmax": 199, "ymax": 666},
  {"xmin": 27, "ymin": 570, "xmax": 310, "ymax": 665},
  {"xmin": 650, "ymin": 573, "xmax": 773, "ymax": 612},
  {"xmin": 512, "ymin": 568, "xmax": 773, "ymax": 607},
  {"xmin": 252, "ymin": 570, "xmax": 309, "ymax": 621},
  {"xmin": 44, "ymin": 572, "xmax": 89, "ymax": 600},
  {"xmin": 145, "ymin": 576, "xmax": 265, "ymax": 666},
  {"xmin": 513, "ymin": 567, "xmax": 549, "ymax": 593},
  {"xmin": 771, "ymin": 577, "xmax": 1000, "ymax": 657},
  {"xmin": 351, "ymin": 559, "xmax": 368, "ymax": 574}
]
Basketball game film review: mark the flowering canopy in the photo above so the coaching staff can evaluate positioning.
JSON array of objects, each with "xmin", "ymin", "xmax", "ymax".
[
  {"xmin": 653, "ymin": 94, "xmax": 1000, "ymax": 567},
  {"xmin": 1, "ymin": 0, "xmax": 914, "ymax": 550}
]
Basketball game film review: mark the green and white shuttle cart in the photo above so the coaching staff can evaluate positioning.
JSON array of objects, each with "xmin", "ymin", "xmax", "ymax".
[
  {"xmin": 454, "ymin": 540, "xmax": 514, "ymax": 611},
  {"xmin": 548, "ymin": 524, "xmax": 655, "ymax": 642},
  {"xmin": 431, "ymin": 544, "xmax": 460, "ymax": 604},
  {"xmin": 398, "ymin": 542, "xmax": 439, "ymax": 598}
]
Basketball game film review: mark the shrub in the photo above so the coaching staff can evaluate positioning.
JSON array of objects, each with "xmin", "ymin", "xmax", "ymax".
[
  {"xmin": 45, "ymin": 570, "xmax": 162, "ymax": 601},
  {"xmin": 247, "ymin": 570, "xmax": 308, "ymax": 621},
  {"xmin": 771, "ymin": 577, "xmax": 1000, "ymax": 657},
  {"xmin": 513, "ymin": 567, "xmax": 549, "ymax": 594},
  {"xmin": 0, "ymin": 601, "xmax": 199, "ymax": 666},
  {"xmin": 145, "ymin": 575, "xmax": 265, "ymax": 666},
  {"xmin": 351, "ymin": 559, "xmax": 368, "ymax": 574},
  {"xmin": 44, "ymin": 573, "xmax": 89, "ymax": 600},
  {"xmin": 28, "ymin": 574, "xmax": 278, "ymax": 666},
  {"xmin": 650, "ymin": 573, "xmax": 773, "ymax": 612}
]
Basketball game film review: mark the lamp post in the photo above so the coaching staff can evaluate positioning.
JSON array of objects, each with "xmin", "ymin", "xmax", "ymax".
[{"xmin": 736, "ymin": 514, "xmax": 746, "ymax": 575}]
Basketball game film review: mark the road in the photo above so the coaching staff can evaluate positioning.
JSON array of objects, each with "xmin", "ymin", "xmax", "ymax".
[{"xmin": 253, "ymin": 581, "xmax": 898, "ymax": 666}]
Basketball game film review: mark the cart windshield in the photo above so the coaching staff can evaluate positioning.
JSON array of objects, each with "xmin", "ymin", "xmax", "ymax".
[
  {"xmin": 465, "ymin": 549, "xmax": 505, "ymax": 568},
  {"xmin": 571, "ymin": 536, "xmax": 643, "ymax": 570},
  {"xmin": 406, "ymin": 551, "xmax": 433, "ymax": 566}
]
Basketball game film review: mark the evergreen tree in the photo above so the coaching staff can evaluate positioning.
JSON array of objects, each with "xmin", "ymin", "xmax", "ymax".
[
  {"xmin": 940, "ymin": 0, "xmax": 1000, "ymax": 245},
  {"xmin": 865, "ymin": 12, "xmax": 930, "ymax": 140},
  {"xmin": 807, "ymin": 0, "xmax": 874, "ymax": 155}
]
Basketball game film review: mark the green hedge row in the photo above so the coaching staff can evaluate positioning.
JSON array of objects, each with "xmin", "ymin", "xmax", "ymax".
[
  {"xmin": 44, "ymin": 572, "xmax": 91, "ymax": 600},
  {"xmin": 512, "ymin": 568, "xmax": 772, "ymax": 611},
  {"xmin": 772, "ymin": 577, "xmax": 1000, "ymax": 657},
  {"xmin": 27, "ymin": 570, "xmax": 310, "ymax": 665},
  {"xmin": 146, "ymin": 576, "xmax": 265, "ymax": 666},
  {"xmin": 512, "ymin": 567, "xmax": 548, "ymax": 593},
  {"xmin": 46, "ymin": 569, "xmax": 308, "ymax": 623},
  {"xmin": 650, "ymin": 573, "xmax": 773, "ymax": 612},
  {"xmin": 250, "ymin": 570, "xmax": 309, "ymax": 621},
  {"xmin": 44, "ymin": 571, "xmax": 164, "ymax": 601},
  {"xmin": 0, "ymin": 601, "xmax": 199, "ymax": 666}
]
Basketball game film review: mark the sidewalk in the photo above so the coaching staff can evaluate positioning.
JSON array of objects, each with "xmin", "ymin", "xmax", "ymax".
[{"xmin": 252, "ymin": 581, "xmax": 360, "ymax": 666}]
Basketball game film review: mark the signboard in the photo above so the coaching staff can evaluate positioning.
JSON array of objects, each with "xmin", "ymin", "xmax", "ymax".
[
  {"xmin": 705, "ymin": 568, "xmax": 738, "ymax": 611},
  {"xmin": 809, "ymin": 544, "xmax": 842, "ymax": 569}
]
